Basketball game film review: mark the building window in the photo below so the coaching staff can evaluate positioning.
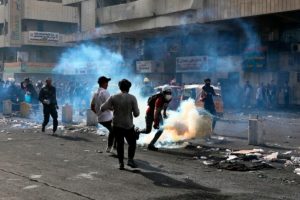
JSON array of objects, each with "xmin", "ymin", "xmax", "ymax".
[
  {"xmin": 37, "ymin": 21, "xmax": 44, "ymax": 31},
  {"xmin": 297, "ymin": 72, "xmax": 300, "ymax": 83}
]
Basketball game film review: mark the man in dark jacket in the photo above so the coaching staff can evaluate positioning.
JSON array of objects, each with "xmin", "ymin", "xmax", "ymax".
[
  {"xmin": 201, "ymin": 78, "xmax": 220, "ymax": 131},
  {"xmin": 39, "ymin": 78, "xmax": 58, "ymax": 134}
]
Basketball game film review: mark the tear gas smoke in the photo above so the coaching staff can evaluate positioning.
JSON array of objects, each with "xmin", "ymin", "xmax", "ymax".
[{"xmin": 138, "ymin": 99, "xmax": 212, "ymax": 147}]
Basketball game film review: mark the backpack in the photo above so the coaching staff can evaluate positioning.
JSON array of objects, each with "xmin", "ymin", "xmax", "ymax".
[{"xmin": 147, "ymin": 93, "xmax": 163, "ymax": 107}]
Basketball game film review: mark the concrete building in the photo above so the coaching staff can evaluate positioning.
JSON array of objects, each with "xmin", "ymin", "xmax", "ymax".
[
  {"xmin": 0, "ymin": 0, "xmax": 79, "ymax": 80},
  {"xmin": 62, "ymin": 0, "xmax": 300, "ymax": 106}
]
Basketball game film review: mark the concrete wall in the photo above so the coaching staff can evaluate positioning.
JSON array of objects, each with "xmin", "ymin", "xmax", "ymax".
[
  {"xmin": 81, "ymin": 0, "xmax": 96, "ymax": 31},
  {"xmin": 97, "ymin": 0, "xmax": 203, "ymax": 24},
  {"xmin": 62, "ymin": 0, "xmax": 84, "ymax": 5},
  {"xmin": 0, "ymin": 5, "xmax": 5, "ymax": 23},
  {"xmin": 23, "ymin": 0, "xmax": 79, "ymax": 23}
]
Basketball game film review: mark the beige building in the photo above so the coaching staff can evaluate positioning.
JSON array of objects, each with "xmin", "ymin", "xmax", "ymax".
[
  {"xmin": 61, "ymin": 0, "xmax": 300, "ymax": 105},
  {"xmin": 0, "ymin": 0, "xmax": 79, "ymax": 80},
  {"xmin": 1, "ymin": 0, "xmax": 300, "ymax": 105}
]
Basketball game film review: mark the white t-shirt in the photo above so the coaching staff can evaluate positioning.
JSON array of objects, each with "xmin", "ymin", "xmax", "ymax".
[{"xmin": 91, "ymin": 87, "xmax": 113, "ymax": 122}]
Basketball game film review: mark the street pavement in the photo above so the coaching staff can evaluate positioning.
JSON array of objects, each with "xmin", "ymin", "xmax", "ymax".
[
  {"xmin": 0, "ymin": 111, "xmax": 299, "ymax": 200},
  {"xmin": 0, "ymin": 110, "xmax": 300, "ymax": 200}
]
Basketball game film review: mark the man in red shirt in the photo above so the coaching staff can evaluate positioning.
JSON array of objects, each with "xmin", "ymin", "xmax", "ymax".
[{"xmin": 138, "ymin": 85, "xmax": 172, "ymax": 151}]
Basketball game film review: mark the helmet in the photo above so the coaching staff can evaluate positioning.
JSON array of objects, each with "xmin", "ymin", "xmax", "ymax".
[
  {"xmin": 144, "ymin": 77, "xmax": 150, "ymax": 83},
  {"xmin": 162, "ymin": 85, "xmax": 172, "ymax": 93}
]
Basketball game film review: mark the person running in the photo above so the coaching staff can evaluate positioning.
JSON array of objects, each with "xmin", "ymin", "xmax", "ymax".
[
  {"xmin": 39, "ymin": 78, "xmax": 59, "ymax": 135},
  {"xmin": 138, "ymin": 85, "xmax": 172, "ymax": 151}
]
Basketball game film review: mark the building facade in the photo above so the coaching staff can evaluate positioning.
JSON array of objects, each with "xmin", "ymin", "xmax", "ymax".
[
  {"xmin": 61, "ymin": 0, "xmax": 300, "ymax": 105},
  {"xmin": 0, "ymin": 0, "xmax": 79, "ymax": 80}
]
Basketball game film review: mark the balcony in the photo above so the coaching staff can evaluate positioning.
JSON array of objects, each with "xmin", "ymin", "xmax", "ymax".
[
  {"xmin": 22, "ymin": 31, "xmax": 72, "ymax": 47},
  {"xmin": 97, "ymin": 0, "xmax": 202, "ymax": 25},
  {"xmin": 4, "ymin": 62, "xmax": 54, "ymax": 74},
  {"xmin": 62, "ymin": 0, "xmax": 83, "ymax": 6},
  {"xmin": 23, "ymin": 0, "xmax": 79, "ymax": 23}
]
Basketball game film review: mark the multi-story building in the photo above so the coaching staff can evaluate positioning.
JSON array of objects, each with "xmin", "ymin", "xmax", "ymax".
[
  {"xmin": 62, "ymin": 0, "xmax": 300, "ymax": 105},
  {"xmin": 0, "ymin": 0, "xmax": 79, "ymax": 80}
]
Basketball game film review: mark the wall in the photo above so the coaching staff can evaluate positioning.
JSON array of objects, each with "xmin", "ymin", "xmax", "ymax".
[{"xmin": 23, "ymin": 0, "xmax": 79, "ymax": 23}]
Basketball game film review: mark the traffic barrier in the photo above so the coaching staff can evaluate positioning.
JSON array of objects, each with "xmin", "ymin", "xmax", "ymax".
[
  {"xmin": 20, "ymin": 102, "xmax": 32, "ymax": 118},
  {"xmin": 86, "ymin": 109, "xmax": 98, "ymax": 126},
  {"xmin": 3, "ymin": 100, "xmax": 12, "ymax": 115},
  {"xmin": 62, "ymin": 104, "xmax": 73, "ymax": 123}
]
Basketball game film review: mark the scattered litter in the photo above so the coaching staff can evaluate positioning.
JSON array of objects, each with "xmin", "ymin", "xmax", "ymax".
[
  {"xmin": 294, "ymin": 168, "xmax": 300, "ymax": 176},
  {"xmin": 36, "ymin": 153, "xmax": 41, "ymax": 156},
  {"xmin": 263, "ymin": 152, "xmax": 278, "ymax": 162},
  {"xmin": 291, "ymin": 157, "xmax": 300, "ymax": 165},
  {"xmin": 232, "ymin": 149, "xmax": 264, "ymax": 155},
  {"xmin": 23, "ymin": 185, "xmax": 40, "ymax": 190},
  {"xmin": 30, "ymin": 175, "xmax": 42, "ymax": 179},
  {"xmin": 227, "ymin": 155, "xmax": 238, "ymax": 161},
  {"xmin": 197, "ymin": 146, "xmax": 202, "ymax": 149},
  {"xmin": 200, "ymin": 156, "xmax": 207, "ymax": 160},
  {"xmin": 203, "ymin": 161, "xmax": 215, "ymax": 166},
  {"xmin": 84, "ymin": 150, "xmax": 90, "ymax": 152},
  {"xmin": 283, "ymin": 151, "xmax": 292, "ymax": 155},
  {"xmin": 217, "ymin": 162, "xmax": 273, "ymax": 171},
  {"xmin": 64, "ymin": 160, "xmax": 69, "ymax": 162},
  {"xmin": 75, "ymin": 172, "xmax": 98, "ymax": 180},
  {"xmin": 7, "ymin": 138, "xmax": 13, "ymax": 141}
]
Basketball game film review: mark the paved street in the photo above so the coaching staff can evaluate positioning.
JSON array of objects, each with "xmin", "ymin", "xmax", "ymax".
[{"xmin": 0, "ymin": 112, "xmax": 299, "ymax": 200}]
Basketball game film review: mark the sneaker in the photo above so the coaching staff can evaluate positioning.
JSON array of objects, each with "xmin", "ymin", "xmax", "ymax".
[
  {"xmin": 119, "ymin": 163, "xmax": 125, "ymax": 170},
  {"xmin": 127, "ymin": 159, "xmax": 138, "ymax": 168},
  {"xmin": 148, "ymin": 144, "xmax": 158, "ymax": 151},
  {"xmin": 106, "ymin": 146, "xmax": 112, "ymax": 153}
]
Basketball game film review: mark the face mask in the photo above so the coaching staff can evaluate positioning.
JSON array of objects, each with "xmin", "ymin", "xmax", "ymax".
[
  {"xmin": 205, "ymin": 83, "xmax": 210, "ymax": 86},
  {"xmin": 164, "ymin": 94, "xmax": 172, "ymax": 101}
]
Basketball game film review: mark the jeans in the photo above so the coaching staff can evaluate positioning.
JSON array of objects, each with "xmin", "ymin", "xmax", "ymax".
[
  {"xmin": 100, "ymin": 121, "xmax": 116, "ymax": 148},
  {"xmin": 139, "ymin": 114, "xmax": 164, "ymax": 146},
  {"xmin": 42, "ymin": 105, "xmax": 58, "ymax": 132},
  {"xmin": 113, "ymin": 126, "xmax": 136, "ymax": 164}
]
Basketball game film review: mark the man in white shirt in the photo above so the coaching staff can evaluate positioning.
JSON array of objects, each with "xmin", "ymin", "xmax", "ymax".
[{"xmin": 91, "ymin": 76, "xmax": 115, "ymax": 152}]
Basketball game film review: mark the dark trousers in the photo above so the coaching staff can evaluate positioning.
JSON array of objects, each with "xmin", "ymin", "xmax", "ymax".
[
  {"xmin": 42, "ymin": 105, "xmax": 58, "ymax": 132},
  {"xmin": 113, "ymin": 126, "xmax": 136, "ymax": 164},
  {"xmin": 100, "ymin": 121, "xmax": 116, "ymax": 148},
  {"xmin": 140, "ymin": 114, "xmax": 164, "ymax": 146},
  {"xmin": 204, "ymin": 104, "xmax": 217, "ymax": 130}
]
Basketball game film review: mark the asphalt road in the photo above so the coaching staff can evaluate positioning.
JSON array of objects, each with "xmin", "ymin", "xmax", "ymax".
[{"xmin": 0, "ymin": 123, "xmax": 299, "ymax": 200}]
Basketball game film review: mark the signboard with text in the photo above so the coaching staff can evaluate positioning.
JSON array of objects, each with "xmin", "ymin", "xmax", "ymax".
[
  {"xmin": 29, "ymin": 31, "xmax": 60, "ymax": 41},
  {"xmin": 176, "ymin": 56, "xmax": 214, "ymax": 72},
  {"xmin": 136, "ymin": 61, "xmax": 164, "ymax": 73}
]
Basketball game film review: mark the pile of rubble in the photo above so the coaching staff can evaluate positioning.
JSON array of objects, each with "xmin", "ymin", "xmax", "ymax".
[{"xmin": 191, "ymin": 146, "xmax": 300, "ymax": 175}]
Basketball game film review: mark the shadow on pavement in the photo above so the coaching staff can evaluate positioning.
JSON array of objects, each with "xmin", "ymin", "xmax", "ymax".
[{"xmin": 52, "ymin": 135, "xmax": 91, "ymax": 142}]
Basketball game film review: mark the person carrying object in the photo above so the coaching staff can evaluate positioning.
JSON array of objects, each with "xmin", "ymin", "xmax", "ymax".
[
  {"xmin": 101, "ymin": 79, "xmax": 140, "ymax": 170},
  {"xmin": 39, "ymin": 78, "xmax": 59, "ymax": 135},
  {"xmin": 137, "ymin": 85, "xmax": 172, "ymax": 151},
  {"xmin": 91, "ymin": 76, "xmax": 116, "ymax": 153}
]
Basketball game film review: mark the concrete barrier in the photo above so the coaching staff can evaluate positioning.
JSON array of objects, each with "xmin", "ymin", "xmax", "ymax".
[
  {"xmin": 86, "ymin": 109, "xmax": 98, "ymax": 126},
  {"xmin": 3, "ymin": 100, "xmax": 12, "ymax": 115},
  {"xmin": 20, "ymin": 102, "xmax": 31, "ymax": 118},
  {"xmin": 62, "ymin": 104, "xmax": 73, "ymax": 123},
  {"xmin": 248, "ymin": 115, "xmax": 265, "ymax": 145}
]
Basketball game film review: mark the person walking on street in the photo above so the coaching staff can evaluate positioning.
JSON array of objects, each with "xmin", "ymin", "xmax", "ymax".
[
  {"xmin": 91, "ymin": 76, "xmax": 115, "ymax": 153},
  {"xmin": 283, "ymin": 81, "xmax": 290, "ymax": 108},
  {"xmin": 243, "ymin": 81, "xmax": 252, "ymax": 108},
  {"xmin": 201, "ymin": 78, "xmax": 221, "ymax": 131},
  {"xmin": 39, "ymin": 78, "xmax": 59, "ymax": 135},
  {"xmin": 138, "ymin": 85, "xmax": 172, "ymax": 151},
  {"xmin": 101, "ymin": 79, "xmax": 140, "ymax": 170}
]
